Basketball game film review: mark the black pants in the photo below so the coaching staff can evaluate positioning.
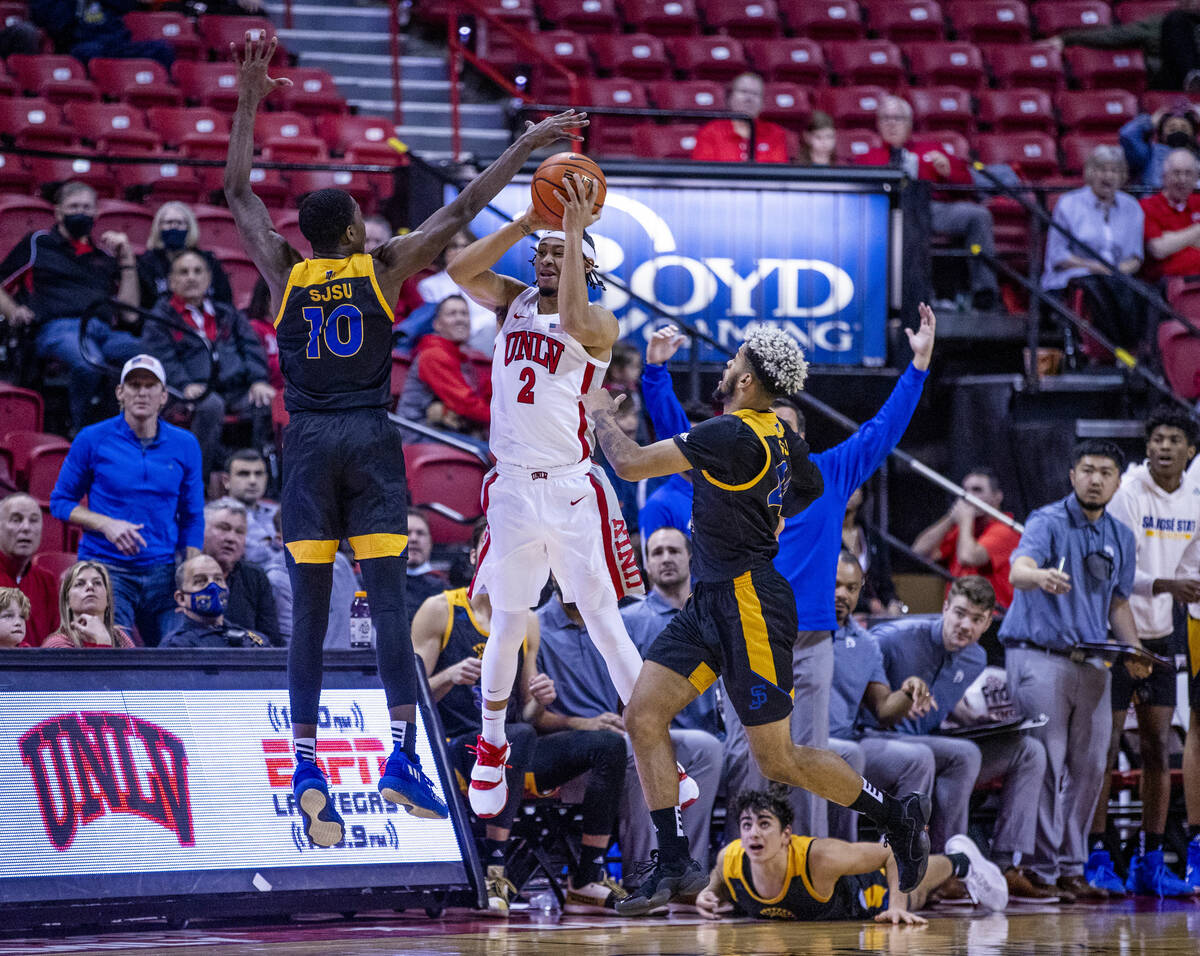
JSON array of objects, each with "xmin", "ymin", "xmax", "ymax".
[
  {"xmin": 1068, "ymin": 275, "xmax": 1147, "ymax": 355},
  {"xmin": 1160, "ymin": 10, "xmax": 1200, "ymax": 89},
  {"xmin": 530, "ymin": 729, "xmax": 627, "ymax": 837}
]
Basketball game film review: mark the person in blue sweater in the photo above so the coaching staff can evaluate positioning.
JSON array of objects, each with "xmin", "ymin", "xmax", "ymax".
[
  {"xmin": 49, "ymin": 354, "xmax": 205, "ymax": 646},
  {"xmin": 641, "ymin": 313, "xmax": 935, "ymax": 840}
]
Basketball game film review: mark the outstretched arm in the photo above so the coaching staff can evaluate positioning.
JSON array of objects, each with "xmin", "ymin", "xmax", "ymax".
[
  {"xmin": 374, "ymin": 111, "xmax": 589, "ymax": 291},
  {"xmin": 223, "ymin": 34, "xmax": 301, "ymax": 303},
  {"xmin": 447, "ymin": 206, "xmax": 548, "ymax": 312},
  {"xmin": 584, "ymin": 389, "xmax": 692, "ymax": 481}
]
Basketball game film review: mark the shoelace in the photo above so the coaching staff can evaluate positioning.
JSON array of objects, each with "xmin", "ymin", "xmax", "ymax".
[
  {"xmin": 465, "ymin": 741, "xmax": 512, "ymax": 771},
  {"xmin": 487, "ymin": 874, "xmax": 518, "ymax": 900},
  {"xmin": 625, "ymin": 851, "xmax": 665, "ymax": 882}
]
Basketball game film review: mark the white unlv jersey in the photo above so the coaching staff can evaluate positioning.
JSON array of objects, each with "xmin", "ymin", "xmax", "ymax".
[{"xmin": 489, "ymin": 286, "xmax": 610, "ymax": 468}]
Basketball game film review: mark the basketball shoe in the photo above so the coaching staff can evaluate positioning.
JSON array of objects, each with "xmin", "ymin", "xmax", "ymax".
[
  {"xmin": 468, "ymin": 735, "xmax": 511, "ymax": 818},
  {"xmin": 293, "ymin": 757, "xmax": 345, "ymax": 847},
  {"xmin": 379, "ymin": 746, "xmax": 448, "ymax": 819}
]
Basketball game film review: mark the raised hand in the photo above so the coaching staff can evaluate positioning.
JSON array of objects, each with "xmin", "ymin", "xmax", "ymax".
[
  {"xmin": 230, "ymin": 33, "xmax": 292, "ymax": 108},
  {"xmin": 519, "ymin": 110, "xmax": 589, "ymax": 151},
  {"xmin": 905, "ymin": 302, "xmax": 937, "ymax": 371},
  {"xmin": 646, "ymin": 324, "xmax": 687, "ymax": 365},
  {"xmin": 557, "ymin": 174, "xmax": 602, "ymax": 234}
]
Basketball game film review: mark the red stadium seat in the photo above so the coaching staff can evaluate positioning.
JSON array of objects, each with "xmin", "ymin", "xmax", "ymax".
[
  {"xmin": 1032, "ymin": 1, "xmax": 1111, "ymax": 36},
  {"xmin": 975, "ymin": 131, "xmax": 1060, "ymax": 179},
  {"xmin": 760, "ymin": 83, "xmax": 812, "ymax": 129},
  {"xmin": 977, "ymin": 87, "xmax": 1055, "ymax": 133},
  {"xmin": 63, "ymin": 101, "xmax": 148, "ymax": 146},
  {"xmin": 909, "ymin": 86, "xmax": 974, "ymax": 134},
  {"xmin": 699, "ymin": 0, "xmax": 783, "ymax": 38},
  {"xmin": 632, "ymin": 121, "xmax": 703, "ymax": 158},
  {"xmin": 1115, "ymin": 0, "xmax": 1178, "ymax": 21},
  {"xmin": 111, "ymin": 159, "xmax": 205, "ymax": 203},
  {"xmin": 88, "ymin": 58, "xmax": 181, "ymax": 109},
  {"xmin": 0, "ymin": 195, "xmax": 54, "ymax": 253},
  {"xmin": 1158, "ymin": 309, "xmax": 1200, "ymax": 400},
  {"xmin": 262, "ymin": 135, "xmax": 330, "ymax": 164},
  {"xmin": 285, "ymin": 168, "xmax": 376, "ymax": 210},
  {"xmin": 276, "ymin": 67, "xmax": 347, "ymax": 117},
  {"xmin": 27, "ymin": 157, "xmax": 116, "ymax": 197},
  {"xmin": 123, "ymin": 11, "xmax": 203, "ymax": 60},
  {"xmin": 0, "ymin": 63, "xmax": 15, "ymax": 98},
  {"xmin": 253, "ymin": 111, "xmax": 315, "ymax": 145},
  {"xmin": 188, "ymin": 205, "xmax": 239, "ymax": 249},
  {"xmin": 528, "ymin": 31, "xmax": 592, "ymax": 102},
  {"xmin": 145, "ymin": 106, "xmax": 231, "ymax": 149},
  {"xmin": 402, "ymin": 444, "xmax": 488, "ymax": 545},
  {"xmin": 390, "ymin": 352, "xmax": 411, "ymax": 403},
  {"xmin": 904, "ymin": 42, "xmax": 986, "ymax": 90},
  {"xmin": 947, "ymin": 0, "xmax": 1031, "ymax": 43},
  {"xmin": 0, "ymin": 155, "xmax": 34, "ymax": 193},
  {"xmin": 742, "ymin": 38, "xmax": 826, "ymax": 85},
  {"xmin": 0, "ymin": 384, "xmax": 44, "ymax": 434},
  {"xmin": 1054, "ymin": 89, "xmax": 1139, "ymax": 133},
  {"xmin": 985, "ymin": 43, "xmax": 1066, "ymax": 91},
  {"xmin": 211, "ymin": 247, "xmax": 262, "ymax": 310},
  {"xmin": 315, "ymin": 113, "xmax": 395, "ymax": 156},
  {"xmin": 196, "ymin": 15, "xmax": 282, "ymax": 59},
  {"xmin": 273, "ymin": 208, "xmax": 307, "ymax": 253},
  {"xmin": 648, "ymin": 79, "xmax": 726, "ymax": 113},
  {"xmin": 825, "ymin": 39, "xmax": 905, "ymax": 88},
  {"xmin": 172, "ymin": 61, "xmax": 243, "ymax": 111},
  {"xmin": 664, "ymin": 36, "xmax": 749, "ymax": 82},
  {"xmin": 780, "ymin": 0, "xmax": 866, "ymax": 41},
  {"xmin": 30, "ymin": 551, "xmax": 77, "ymax": 585},
  {"xmin": 1141, "ymin": 91, "xmax": 1190, "ymax": 116},
  {"xmin": 469, "ymin": 0, "xmax": 539, "ymax": 64},
  {"xmin": 580, "ymin": 78, "xmax": 651, "ymax": 156},
  {"xmin": 836, "ymin": 127, "xmax": 883, "ymax": 162},
  {"xmin": 25, "ymin": 444, "xmax": 69, "ymax": 502},
  {"xmin": 540, "ymin": 0, "xmax": 622, "ymax": 33},
  {"xmin": 0, "ymin": 98, "xmax": 75, "ymax": 151},
  {"xmin": 1064, "ymin": 48, "xmax": 1148, "ymax": 92},
  {"xmin": 1060, "ymin": 132, "xmax": 1116, "ymax": 174},
  {"xmin": 3, "ymin": 431, "xmax": 69, "ymax": 488},
  {"xmin": 179, "ymin": 131, "xmax": 231, "ymax": 161},
  {"xmin": 817, "ymin": 85, "xmax": 890, "ymax": 130},
  {"xmin": 7, "ymin": 55, "xmax": 99, "ymax": 104},
  {"xmin": 94, "ymin": 199, "xmax": 154, "ymax": 249},
  {"xmin": 589, "ymin": 34, "xmax": 672, "ymax": 80},
  {"xmin": 924, "ymin": 128, "xmax": 970, "ymax": 160},
  {"xmin": 866, "ymin": 0, "xmax": 945, "ymax": 42},
  {"xmin": 620, "ymin": 0, "xmax": 702, "ymax": 36}
]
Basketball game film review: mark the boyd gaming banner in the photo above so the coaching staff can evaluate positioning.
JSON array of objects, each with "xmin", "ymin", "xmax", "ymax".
[
  {"xmin": 0, "ymin": 690, "xmax": 465, "ymax": 899},
  {"xmin": 453, "ymin": 176, "xmax": 890, "ymax": 365}
]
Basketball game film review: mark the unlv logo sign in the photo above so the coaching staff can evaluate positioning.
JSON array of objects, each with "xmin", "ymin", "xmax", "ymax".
[{"xmin": 19, "ymin": 712, "xmax": 194, "ymax": 851}]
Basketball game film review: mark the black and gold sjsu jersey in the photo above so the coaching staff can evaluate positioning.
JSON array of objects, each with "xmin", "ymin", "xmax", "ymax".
[
  {"xmin": 274, "ymin": 254, "xmax": 394, "ymax": 412},
  {"xmin": 672, "ymin": 409, "xmax": 823, "ymax": 583},
  {"xmin": 722, "ymin": 835, "xmax": 889, "ymax": 921}
]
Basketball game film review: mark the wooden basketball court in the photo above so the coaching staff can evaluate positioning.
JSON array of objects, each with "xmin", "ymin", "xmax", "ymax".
[{"xmin": 5, "ymin": 900, "xmax": 1200, "ymax": 955}]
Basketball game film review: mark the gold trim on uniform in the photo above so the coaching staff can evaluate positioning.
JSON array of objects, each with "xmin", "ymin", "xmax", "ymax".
[
  {"xmin": 734, "ymin": 569, "xmax": 777, "ymax": 686},
  {"xmin": 723, "ymin": 834, "xmax": 830, "ymax": 906},
  {"xmin": 699, "ymin": 409, "xmax": 786, "ymax": 491},
  {"xmin": 348, "ymin": 532, "xmax": 408, "ymax": 560},
  {"xmin": 688, "ymin": 660, "xmax": 718, "ymax": 694},
  {"xmin": 285, "ymin": 538, "xmax": 339, "ymax": 564},
  {"xmin": 274, "ymin": 253, "xmax": 394, "ymax": 328}
]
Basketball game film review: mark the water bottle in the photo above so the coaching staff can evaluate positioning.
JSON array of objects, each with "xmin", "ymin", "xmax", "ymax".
[{"xmin": 350, "ymin": 591, "xmax": 373, "ymax": 648}]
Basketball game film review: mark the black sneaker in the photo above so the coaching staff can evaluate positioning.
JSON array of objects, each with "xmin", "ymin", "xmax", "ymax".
[
  {"xmin": 615, "ymin": 852, "xmax": 708, "ymax": 916},
  {"xmin": 885, "ymin": 792, "xmax": 931, "ymax": 893}
]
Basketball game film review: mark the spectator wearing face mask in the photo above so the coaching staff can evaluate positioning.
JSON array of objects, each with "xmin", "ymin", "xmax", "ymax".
[
  {"xmin": 1120, "ymin": 105, "xmax": 1200, "ymax": 190},
  {"xmin": 160, "ymin": 554, "xmax": 267, "ymax": 648},
  {"xmin": 137, "ymin": 202, "xmax": 234, "ymax": 310}
]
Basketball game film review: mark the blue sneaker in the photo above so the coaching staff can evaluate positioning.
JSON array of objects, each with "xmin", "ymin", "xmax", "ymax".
[
  {"xmin": 1125, "ymin": 850, "xmax": 1196, "ymax": 898},
  {"xmin": 379, "ymin": 747, "xmax": 448, "ymax": 819},
  {"xmin": 1084, "ymin": 848, "xmax": 1126, "ymax": 895},
  {"xmin": 293, "ymin": 758, "xmax": 345, "ymax": 847},
  {"xmin": 1186, "ymin": 840, "xmax": 1200, "ymax": 891}
]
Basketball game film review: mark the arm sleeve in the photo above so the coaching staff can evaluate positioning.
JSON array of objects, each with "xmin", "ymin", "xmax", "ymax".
[
  {"xmin": 867, "ymin": 638, "xmax": 889, "ymax": 687},
  {"xmin": 48, "ymin": 432, "xmax": 92, "ymax": 521},
  {"xmin": 1120, "ymin": 115, "xmax": 1153, "ymax": 178},
  {"xmin": 817, "ymin": 364, "xmax": 928, "ymax": 498},
  {"xmin": 672, "ymin": 415, "xmax": 766, "ymax": 484},
  {"xmin": 1012, "ymin": 511, "xmax": 1052, "ymax": 566},
  {"xmin": 641, "ymin": 362, "xmax": 690, "ymax": 440},
  {"xmin": 418, "ymin": 346, "xmax": 491, "ymax": 423},
  {"xmin": 176, "ymin": 434, "xmax": 206, "ymax": 552},
  {"xmin": 782, "ymin": 427, "xmax": 824, "ymax": 517}
]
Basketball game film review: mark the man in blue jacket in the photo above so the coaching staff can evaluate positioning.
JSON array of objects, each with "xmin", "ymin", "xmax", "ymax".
[
  {"xmin": 49, "ymin": 354, "xmax": 205, "ymax": 646},
  {"xmin": 640, "ymin": 311, "xmax": 935, "ymax": 838}
]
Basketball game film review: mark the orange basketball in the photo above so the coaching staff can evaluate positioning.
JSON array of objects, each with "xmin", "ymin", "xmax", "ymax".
[{"xmin": 530, "ymin": 152, "xmax": 607, "ymax": 229}]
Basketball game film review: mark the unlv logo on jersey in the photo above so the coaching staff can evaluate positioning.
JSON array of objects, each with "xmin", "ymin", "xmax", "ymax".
[
  {"xmin": 19, "ymin": 712, "xmax": 194, "ymax": 851},
  {"xmin": 503, "ymin": 329, "xmax": 565, "ymax": 373}
]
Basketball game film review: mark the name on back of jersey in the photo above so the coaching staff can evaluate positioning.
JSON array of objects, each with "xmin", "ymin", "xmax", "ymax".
[
  {"xmin": 504, "ymin": 329, "xmax": 564, "ymax": 373},
  {"xmin": 309, "ymin": 282, "xmax": 353, "ymax": 302}
]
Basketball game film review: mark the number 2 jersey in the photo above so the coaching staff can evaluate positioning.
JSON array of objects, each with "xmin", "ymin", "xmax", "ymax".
[
  {"xmin": 489, "ymin": 286, "xmax": 609, "ymax": 469},
  {"xmin": 673, "ymin": 409, "xmax": 823, "ymax": 582},
  {"xmin": 274, "ymin": 253, "xmax": 395, "ymax": 413}
]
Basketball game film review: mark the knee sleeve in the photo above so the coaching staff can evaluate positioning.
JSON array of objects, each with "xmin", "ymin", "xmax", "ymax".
[
  {"xmin": 479, "ymin": 608, "xmax": 527, "ymax": 704},
  {"xmin": 577, "ymin": 600, "xmax": 644, "ymax": 705}
]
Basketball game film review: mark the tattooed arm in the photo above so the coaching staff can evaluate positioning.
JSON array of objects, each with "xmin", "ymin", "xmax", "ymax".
[{"xmin": 582, "ymin": 390, "xmax": 691, "ymax": 481}]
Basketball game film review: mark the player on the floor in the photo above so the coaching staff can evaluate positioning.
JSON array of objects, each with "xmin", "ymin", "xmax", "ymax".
[
  {"xmin": 448, "ymin": 176, "xmax": 697, "ymax": 819},
  {"xmin": 224, "ymin": 32, "xmax": 587, "ymax": 846},
  {"xmin": 695, "ymin": 787, "xmax": 1007, "ymax": 923},
  {"xmin": 583, "ymin": 311, "xmax": 937, "ymax": 915}
]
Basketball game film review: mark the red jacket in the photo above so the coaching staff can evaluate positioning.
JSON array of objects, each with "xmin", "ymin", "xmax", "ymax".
[
  {"xmin": 0, "ymin": 552, "xmax": 59, "ymax": 647},
  {"xmin": 854, "ymin": 140, "xmax": 974, "ymax": 201},
  {"xmin": 413, "ymin": 333, "xmax": 492, "ymax": 424},
  {"xmin": 692, "ymin": 119, "xmax": 791, "ymax": 163}
]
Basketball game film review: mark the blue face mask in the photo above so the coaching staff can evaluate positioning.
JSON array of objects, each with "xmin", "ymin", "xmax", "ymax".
[
  {"xmin": 161, "ymin": 227, "xmax": 189, "ymax": 251},
  {"xmin": 187, "ymin": 581, "xmax": 228, "ymax": 617}
]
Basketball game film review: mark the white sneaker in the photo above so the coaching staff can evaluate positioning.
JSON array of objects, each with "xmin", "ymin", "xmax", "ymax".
[
  {"xmin": 678, "ymin": 762, "xmax": 699, "ymax": 809},
  {"xmin": 468, "ymin": 735, "xmax": 511, "ymax": 819},
  {"xmin": 482, "ymin": 864, "xmax": 517, "ymax": 916},
  {"xmin": 564, "ymin": 873, "xmax": 628, "ymax": 914},
  {"xmin": 946, "ymin": 833, "xmax": 1009, "ymax": 912}
]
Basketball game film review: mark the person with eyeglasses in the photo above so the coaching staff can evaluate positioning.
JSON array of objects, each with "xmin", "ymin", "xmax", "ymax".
[{"xmin": 998, "ymin": 439, "xmax": 1151, "ymax": 903}]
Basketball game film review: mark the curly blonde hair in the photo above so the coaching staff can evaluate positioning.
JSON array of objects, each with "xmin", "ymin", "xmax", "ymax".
[{"xmin": 743, "ymin": 326, "xmax": 809, "ymax": 397}]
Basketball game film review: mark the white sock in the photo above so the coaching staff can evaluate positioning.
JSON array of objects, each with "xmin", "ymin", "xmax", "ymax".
[
  {"xmin": 295, "ymin": 737, "xmax": 316, "ymax": 762},
  {"xmin": 482, "ymin": 708, "xmax": 507, "ymax": 747},
  {"xmin": 478, "ymin": 607, "xmax": 527, "ymax": 745},
  {"xmin": 578, "ymin": 600, "xmax": 644, "ymax": 704}
]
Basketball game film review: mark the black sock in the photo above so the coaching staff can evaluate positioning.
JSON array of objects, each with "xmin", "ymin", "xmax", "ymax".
[
  {"xmin": 1090, "ymin": 832, "xmax": 1108, "ymax": 852},
  {"xmin": 391, "ymin": 720, "xmax": 418, "ymax": 759},
  {"xmin": 947, "ymin": 852, "xmax": 971, "ymax": 879},
  {"xmin": 650, "ymin": 806, "xmax": 690, "ymax": 866},
  {"xmin": 1189, "ymin": 824, "xmax": 1200, "ymax": 844},
  {"xmin": 484, "ymin": 837, "xmax": 507, "ymax": 869},
  {"xmin": 847, "ymin": 778, "xmax": 894, "ymax": 826},
  {"xmin": 574, "ymin": 845, "xmax": 607, "ymax": 886},
  {"xmin": 1142, "ymin": 831, "xmax": 1164, "ymax": 854}
]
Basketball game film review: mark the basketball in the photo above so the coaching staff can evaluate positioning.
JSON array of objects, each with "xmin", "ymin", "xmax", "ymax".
[{"xmin": 530, "ymin": 152, "xmax": 607, "ymax": 229}]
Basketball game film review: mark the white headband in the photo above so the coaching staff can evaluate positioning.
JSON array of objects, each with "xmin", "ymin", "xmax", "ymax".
[{"xmin": 538, "ymin": 230, "xmax": 597, "ymax": 260}]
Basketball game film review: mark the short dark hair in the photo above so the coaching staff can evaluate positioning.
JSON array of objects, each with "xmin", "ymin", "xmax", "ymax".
[
  {"xmin": 646, "ymin": 525, "xmax": 692, "ymax": 555},
  {"xmin": 837, "ymin": 547, "xmax": 860, "ymax": 567},
  {"xmin": 408, "ymin": 508, "xmax": 431, "ymax": 533},
  {"xmin": 1145, "ymin": 404, "xmax": 1199, "ymax": 446},
  {"xmin": 225, "ymin": 448, "xmax": 265, "ymax": 472},
  {"xmin": 1071, "ymin": 439, "xmax": 1124, "ymax": 471},
  {"xmin": 298, "ymin": 188, "xmax": 358, "ymax": 250},
  {"xmin": 947, "ymin": 574, "xmax": 996, "ymax": 612},
  {"xmin": 963, "ymin": 465, "xmax": 999, "ymax": 490},
  {"xmin": 170, "ymin": 248, "xmax": 210, "ymax": 276},
  {"xmin": 471, "ymin": 517, "xmax": 487, "ymax": 553},
  {"xmin": 733, "ymin": 786, "xmax": 793, "ymax": 832},
  {"xmin": 771, "ymin": 396, "xmax": 805, "ymax": 434},
  {"xmin": 434, "ymin": 294, "xmax": 468, "ymax": 319}
]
